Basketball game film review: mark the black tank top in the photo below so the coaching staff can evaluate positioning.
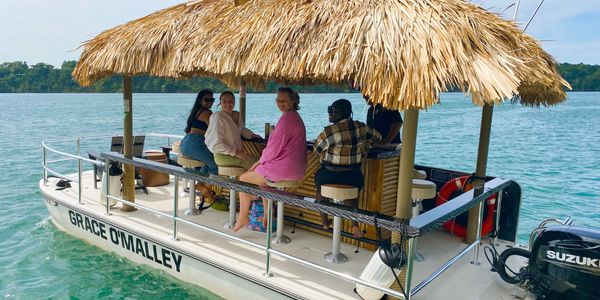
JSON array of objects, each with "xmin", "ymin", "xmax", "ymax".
[{"xmin": 191, "ymin": 109, "xmax": 208, "ymax": 130}]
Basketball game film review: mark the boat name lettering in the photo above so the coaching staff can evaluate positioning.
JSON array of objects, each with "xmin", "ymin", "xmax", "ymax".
[
  {"xmin": 546, "ymin": 250, "xmax": 599, "ymax": 268},
  {"xmin": 68, "ymin": 210, "xmax": 182, "ymax": 272}
]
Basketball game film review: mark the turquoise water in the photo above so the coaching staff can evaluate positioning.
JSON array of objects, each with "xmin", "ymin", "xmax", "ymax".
[{"xmin": 0, "ymin": 92, "xmax": 598, "ymax": 298}]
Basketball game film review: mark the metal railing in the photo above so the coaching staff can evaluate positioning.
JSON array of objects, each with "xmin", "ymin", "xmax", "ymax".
[{"xmin": 42, "ymin": 134, "xmax": 512, "ymax": 300}]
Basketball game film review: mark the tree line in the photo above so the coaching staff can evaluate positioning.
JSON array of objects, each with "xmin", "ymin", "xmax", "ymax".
[{"xmin": 1, "ymin": 60, "xmax": 598, "ymax": 93}]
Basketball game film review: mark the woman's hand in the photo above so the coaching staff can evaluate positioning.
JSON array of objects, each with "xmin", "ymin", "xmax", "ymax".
[
  {"xmin": 235, "ymin": 150, "xmax": 251, "ymax": 160},
  {"xmin": 248, "ymin": 161, "xmax": 260, "ymax": 172}
]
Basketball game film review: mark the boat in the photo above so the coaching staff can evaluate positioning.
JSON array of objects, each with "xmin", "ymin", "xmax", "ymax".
[
  {"xmin": 39, "ymin": 0, "xmax": 599, "ymax": 299},
  {"xmin": 39, "ymin": 133, "xmax": 524, "ymax": 299}
]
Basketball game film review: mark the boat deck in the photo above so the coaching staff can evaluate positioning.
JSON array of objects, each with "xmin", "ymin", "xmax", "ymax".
[{"xmin": 41, "ymin": 172, "xmax": 531, "ymax": 299}]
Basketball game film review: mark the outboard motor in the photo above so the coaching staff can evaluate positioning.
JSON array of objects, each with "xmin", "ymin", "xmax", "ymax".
[{"xmin": 496, "ymin": 223, "xmax": 600, "ymax": 299}]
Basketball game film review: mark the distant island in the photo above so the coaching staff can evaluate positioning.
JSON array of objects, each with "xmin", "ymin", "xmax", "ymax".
[{"xmin": 1, "ymin": 60, "xmax": 598, "ymax": 93}]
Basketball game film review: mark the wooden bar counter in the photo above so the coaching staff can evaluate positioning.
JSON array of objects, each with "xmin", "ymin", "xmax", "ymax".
[{"xmin": 220, "ymin": 139, "xmax": 401, "ymax": 250}]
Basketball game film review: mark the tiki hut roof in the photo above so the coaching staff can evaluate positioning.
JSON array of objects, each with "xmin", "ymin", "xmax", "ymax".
[{"xmin": 73, "ymin": 0, "xmax": 570, "ymax": 109}]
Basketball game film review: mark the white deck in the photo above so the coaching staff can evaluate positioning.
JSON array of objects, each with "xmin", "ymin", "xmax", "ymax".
[{"xmin": 40, "ymin": 172, "xmax": 531, "ymax": 300}]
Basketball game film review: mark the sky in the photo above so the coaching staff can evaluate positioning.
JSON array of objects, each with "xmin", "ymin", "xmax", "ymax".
[{"xmin": 0, "ymin": 0, "xmax": 598, "ymax": 68}]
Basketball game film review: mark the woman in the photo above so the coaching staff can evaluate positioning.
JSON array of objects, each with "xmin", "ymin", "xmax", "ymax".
[
  {"xmin": 233, "ymin": 87, "xmax": 308, "ymax": 232},
  {"xmin": 313, "ymin": 99, "xmax": 382, "ymax": 238},
  {"xmin": 180, "ymin": 89, "xmax": 219, "ymax": 198},
  {"xmin": 205, "ymin": 91, "xmax": 261, "ymax": 169}
]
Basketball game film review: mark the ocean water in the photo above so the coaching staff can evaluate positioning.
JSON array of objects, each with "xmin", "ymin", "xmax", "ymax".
[{"xmin": 0, "ymin": 92, "xmax": 598, "ymax": 298}]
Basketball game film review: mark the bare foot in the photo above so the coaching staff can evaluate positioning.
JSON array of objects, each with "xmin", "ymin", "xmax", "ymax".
[
  {"xmin": 233, "ymin": 217, "xmax": 249, "ymax": 232},
  {"xmin": 352, "ymin": 226, "xmax": 364, "ymax": 239},
  {"xmin": 322, "ymin": 219, "xmax": 332, "ymax": 231}
]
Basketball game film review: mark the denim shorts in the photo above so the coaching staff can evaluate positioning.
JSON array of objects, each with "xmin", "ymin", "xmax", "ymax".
[{"xmin": 180, "ymin": 133, "xmax": 218, "ymax": 175}]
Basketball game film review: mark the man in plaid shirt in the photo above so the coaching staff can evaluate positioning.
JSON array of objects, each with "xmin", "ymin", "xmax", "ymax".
[{"xmin": 313, "ymin": 99, "xmax": 382, "ymax": 238}]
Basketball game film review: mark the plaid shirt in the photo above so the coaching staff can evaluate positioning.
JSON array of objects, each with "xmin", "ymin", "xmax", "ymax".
[{"xmin": 314, "ymin": 118, "xmax": 382, "ymax": 165}]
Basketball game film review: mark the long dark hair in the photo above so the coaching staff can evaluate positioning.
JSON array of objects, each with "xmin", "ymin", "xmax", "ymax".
[{"xmin": 185, "ymin": 89, "xmax": 213, "ymax": 133}]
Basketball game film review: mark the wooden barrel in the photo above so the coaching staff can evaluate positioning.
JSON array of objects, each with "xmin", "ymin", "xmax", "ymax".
[{"xmin": 140, "ymin": 151, "xmax": 170, "ymax": 187}]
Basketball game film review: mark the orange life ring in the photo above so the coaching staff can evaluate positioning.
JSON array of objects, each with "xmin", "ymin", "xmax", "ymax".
[{"xmin": 435, "ymin": 175, "xmax": 496, "ymax": 238}]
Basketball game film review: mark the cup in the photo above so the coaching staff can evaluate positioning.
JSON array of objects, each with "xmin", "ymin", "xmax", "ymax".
[{"xmin": 264, "ymin": 123, "xmax": 271, "ymax": 139}]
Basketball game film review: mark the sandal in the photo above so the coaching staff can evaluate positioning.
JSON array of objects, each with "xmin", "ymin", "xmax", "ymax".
[{"xmin": 195, "ymin": 183, "xmax": 216, "ymax": 202}]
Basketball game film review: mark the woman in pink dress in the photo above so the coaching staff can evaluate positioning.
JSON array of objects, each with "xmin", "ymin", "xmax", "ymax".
[{"xmin": 233, "ymin": 87, "xmax": 308, "ymax": 232}]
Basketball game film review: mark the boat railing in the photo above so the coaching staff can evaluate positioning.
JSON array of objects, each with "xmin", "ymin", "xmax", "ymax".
[
  {"xmin": 42, "ymin": 134, "xmax": 511, "ymax": 300},
  {"xmin": 42, "ymin": 133, "xmax": 183, "ymax": 204}
]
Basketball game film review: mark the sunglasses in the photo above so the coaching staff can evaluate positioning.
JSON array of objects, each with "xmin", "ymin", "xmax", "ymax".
[
  {"xmin": 327, "ymin": 106, "xmax": 335, "ymax": 115},
  {"xmin": 202, "ymin": 97, "xmax": 216, "ymax": 102}
]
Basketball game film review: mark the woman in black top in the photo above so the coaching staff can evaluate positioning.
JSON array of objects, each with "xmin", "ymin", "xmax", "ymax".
[
  {"xmin": 365, "ymin": 95, "xmax": 403, "ymax": 144},
  {"xmin": 180, "ymin": 89, "xmax": 220, "ymax": 200}
]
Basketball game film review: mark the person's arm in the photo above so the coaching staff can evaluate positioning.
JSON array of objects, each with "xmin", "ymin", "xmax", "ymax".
[
  {"xmin": 207, "ymin": 113, "xmax": 237, "ymax": 156},
  {"xmin": 199, "ymin": 109, "xmax": 212, "ymax": 125},
  {"xmin": 259, "ymin": 114, "xmax": 291, "ymax": 164},
  {"xmin": 235, "ymin": 111, "xmax": 261, "ymax": 139},
  {"xmin": 366, "ymin": 125, "xmax": 382, "ymax": 144},
  {"xmin": 313, "ymin": 131, "xmax": 328, "ymax": 154},
  {"xmin": 381, "ymin": 121, "xmax": 402, "ymax": 144}
]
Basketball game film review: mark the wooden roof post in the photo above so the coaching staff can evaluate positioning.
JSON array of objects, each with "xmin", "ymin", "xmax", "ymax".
[
  {"xmin": 120, "ymin": 75, "xmax": 137, "ymax": 212},
  {"xmin": 466, "ymin": 103, "xmax": 494, "ymax": 243},
  {"xmin": 239, "ymin": 79, "xmax": 247, "ymax": 126},
  {"xmin": 394, "ymin": 108, "xmax": 419, "ymax": 231},
  {"xmin": 391, "ymin": 108, "xmax": 419, "ymax": 298}
]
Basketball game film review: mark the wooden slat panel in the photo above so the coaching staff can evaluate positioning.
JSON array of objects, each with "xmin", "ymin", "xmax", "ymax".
[{"xmin": 238, "ymin": 141, "xmax": 400, "ymax": 251}]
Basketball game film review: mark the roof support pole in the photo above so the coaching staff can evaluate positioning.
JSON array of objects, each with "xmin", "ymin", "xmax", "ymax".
[
  {"xmin": 390, "ymin": 108, "xmax": 419, "ymax": 299},
  {"xmin": 466, "ymin": 103, "xmax": 493, "ymax": 243},
  {"xmin": 393, "ymin": 108, "xmax": 419, "ymax": 241},
  {"xmin": 239, "ymin": 80, "xmax": 247, "ymax": 126},
  {"xmin": 120, "ymin": 75, "xmax": 137, "ymax": 212}
]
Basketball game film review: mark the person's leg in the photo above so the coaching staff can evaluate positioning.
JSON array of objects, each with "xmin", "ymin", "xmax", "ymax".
[
  {"xmin": 184, "ymin": 135, "xmax": 217, "ymax": 175},
  {"xmin": 240, "ymin": 155, "xmax": 259, "ymax": 170},
  {"xmin": 314, "ymin": 166, "xmax": 331, "ymax": 229},
  {"xmin": 345, "ymin": 170, "xmax": 365, "ymax": 238},
  {"xmin": 214, "ymin": 153, "xmax": 258, "ymax": 171},
  {"xmin": 343, "ymin": 198, "xmax": 362, "ymax": 237},
  {"xmin": 198, "ymin": 150, "xmax": 218, "ymax": 175},
  {"xmin": 194, "ymin": 146, "xmax": 218, "ymax": 199},
  {"xmin": 181, "ymin": 135, "xmax": 216, "ymax": 198},
  {"xmin": 234, "ymin": 171, "xmax": 267, "ymax": 231}
]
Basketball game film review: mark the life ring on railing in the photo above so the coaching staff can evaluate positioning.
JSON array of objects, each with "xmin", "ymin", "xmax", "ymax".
[{"xmin": 435, "ymin": 175, "xmax": 496, "ymax": 238}]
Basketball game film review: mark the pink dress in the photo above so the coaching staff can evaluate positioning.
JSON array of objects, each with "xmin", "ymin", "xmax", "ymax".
[{"xmin": 255, "ymin": 111, "xmax": 307, "ymax": 182}]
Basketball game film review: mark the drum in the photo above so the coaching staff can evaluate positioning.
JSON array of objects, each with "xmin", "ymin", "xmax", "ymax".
[{"xmin": 140, "ymin": 151, "xmax": 170, "ymax": 187}]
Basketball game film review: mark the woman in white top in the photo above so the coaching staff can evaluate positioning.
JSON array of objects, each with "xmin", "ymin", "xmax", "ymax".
[{"xmin": 205, "ymin": 91, "xmax": 260, "ymax": 170}]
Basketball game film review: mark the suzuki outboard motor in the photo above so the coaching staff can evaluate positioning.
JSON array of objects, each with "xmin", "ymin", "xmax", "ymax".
[{"xmin": 497, "ymin": 225, "xmax": 600, "ymax": 299}]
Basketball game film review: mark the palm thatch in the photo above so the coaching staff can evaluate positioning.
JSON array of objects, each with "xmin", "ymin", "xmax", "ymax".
[{"xmin": 73, "ymin": 0, "xmax": 570, "ymax": 109}]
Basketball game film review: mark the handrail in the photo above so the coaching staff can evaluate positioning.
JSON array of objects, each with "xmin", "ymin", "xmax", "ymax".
[
  {"xmin": 146, "ymin": 132, "xmax": 184, "ymax": 139},
  {"xmin": 101, "ymin": 152, "xmax": 417, "ymax": 237},
  {"xmin": 42, "ymin": 163, "xmax": 78, "ymax": 182},
  {"xmin": 42, "ymin": 141, "xmax": 104, "ymax": 166},
  {"xmin": 410, "ymin": 177, "xmax": 511, "ymax": 234},
  {"xmin": 42, "ymin": 133, "xmax": 184, "ymax": 204}
]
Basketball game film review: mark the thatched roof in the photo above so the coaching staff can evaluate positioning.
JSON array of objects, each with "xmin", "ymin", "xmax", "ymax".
[{"xmin": 73, "ymin": 0, "xmax": 570, "ymax": 109}]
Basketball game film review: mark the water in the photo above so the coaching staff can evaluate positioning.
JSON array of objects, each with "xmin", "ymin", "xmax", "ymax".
[{"xmin": 0, "ymin": 92, "xmax": 598, "ymax": 298}]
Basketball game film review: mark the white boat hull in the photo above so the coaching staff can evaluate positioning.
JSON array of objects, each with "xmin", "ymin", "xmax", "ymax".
[
  {"xmin": 39, "ymin": 173, "xmax": 531, "ymax": 300},
  {"xmin": 41, "ymin": 190, "xmax": 297, "ymax": 300}
]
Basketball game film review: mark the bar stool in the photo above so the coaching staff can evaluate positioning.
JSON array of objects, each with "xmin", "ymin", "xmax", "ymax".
[
  {"xmin": 265, "ymin": 180, "xmax": 298, "ymax": 244},
  {"xmin": 413, "ymin": 169, "xmax": 427, "ymax": 180},
  {"xmin": 321, "ymin": 184, "xmax": 359, "ymax": 264},
  {"xmin": 177, "ymin": 153, "xmax": 205, "ymax": 216},
  {"xmin": 411, "ymin": 179, "xmax": 437, "ymax": 262},
  {"xmin": 218, "ymin": 166, "xmax": 246, "ymax": 229}
]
